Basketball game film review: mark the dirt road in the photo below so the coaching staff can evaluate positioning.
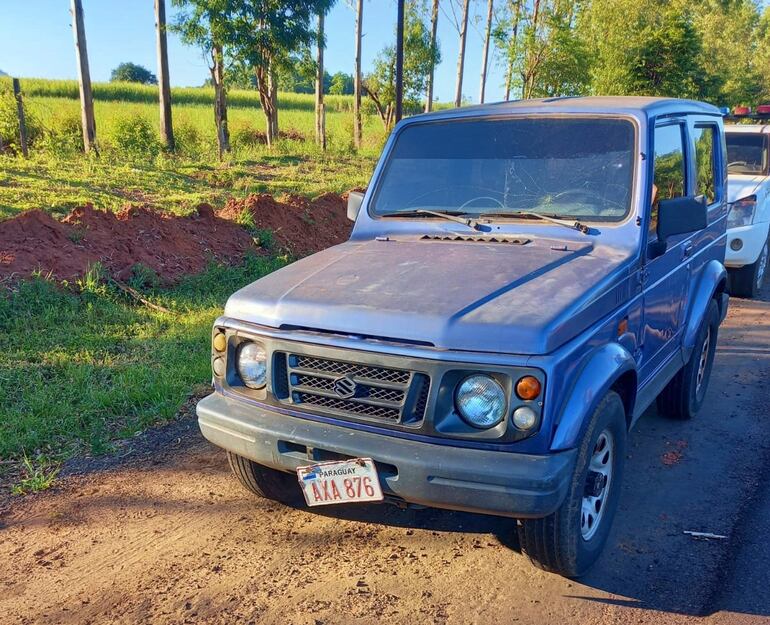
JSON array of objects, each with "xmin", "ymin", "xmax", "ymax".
[{"xmin": 2, "ymin": 285, "xmax": 769, "ymax": 625}]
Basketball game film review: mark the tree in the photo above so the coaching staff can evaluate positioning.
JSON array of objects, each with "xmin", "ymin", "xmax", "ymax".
[
  {"xmin": 329, "ymin": 71, "xmax": 354, "ymax": 94},
  {"xmin": 479, "ymin": 0, "xmax": 494, "ymax": 104},
  {"xmin": 353, "ymin": 0, "xmax": 364, "ymax": 148},
  {"xmin": 155, "ymin": 0, "xmax": 175, "ymax": 151},
  {"xmin": 363, "ymin": 1, "xmax": 440, "ymax": 129},
  {"xmin": 493, "ymin": 0, "xmax": 522, "ymax": 100},
  {"xmin": 110, "ymin": 62, "xmax": 158, "ymax": 85},
  {"xmin": 227, "ymin": 0, "xmax": 334, "ymax": 148},
  {"xmin": 579, "ymin": 0, "xmax": 713, "ymax": 99},
  {"xmin": 424, "ymin": 0, "xmax": 439, "ymax": 112},
  {"xmin": 171, "ymin": 0, "xmax": 234, "ymax": 158},
  {"xmin": 315, "ymin": 9, "xmax": 326, "ymax": 149},
  {"xmin": 454, "ymin": 0, "xmax": 470, "ymax": 107}
]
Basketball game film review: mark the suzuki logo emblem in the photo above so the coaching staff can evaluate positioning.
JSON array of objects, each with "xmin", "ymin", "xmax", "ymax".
[{"xmin": 332, "ymin": 375, "xmax": 358, "ymax": 399}]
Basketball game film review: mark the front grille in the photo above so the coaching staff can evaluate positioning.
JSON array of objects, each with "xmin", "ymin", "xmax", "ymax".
[{"xmin": 277, "ymin": 352, "xmax": 430, "ymax": 425}]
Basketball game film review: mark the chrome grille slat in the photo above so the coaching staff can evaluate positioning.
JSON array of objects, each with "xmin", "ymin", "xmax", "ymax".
[{"xmin": 279, "ymin": 352, "xmax": 428, "ymax": 425}]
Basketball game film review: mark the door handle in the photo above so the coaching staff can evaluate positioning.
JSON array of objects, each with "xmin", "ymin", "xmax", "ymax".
[{"xmin": 682, "ymin": 241, "xmax": 694, "ymax": 259}]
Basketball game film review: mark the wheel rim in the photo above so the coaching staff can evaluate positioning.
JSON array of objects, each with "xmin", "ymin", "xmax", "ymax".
[
  {"xmin": 581, "ymin": 429, "xmax": 614, "ymax": 541},
  {"xmin": 756, "ymin": 242, "xmax": 768, "ymax": 290},
  {"xmin": 696, "ymin": 326, "xmax": 711, "ymax": 394}
]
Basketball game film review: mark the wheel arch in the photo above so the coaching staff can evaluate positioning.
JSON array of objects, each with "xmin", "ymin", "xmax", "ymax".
[
  {"xmin": 683, "ymin": 260, "xmax": 727, "ymax": 362},
  {"xmin": 550, "ymin": 342, "xmax": 637, "ymax": 452}
]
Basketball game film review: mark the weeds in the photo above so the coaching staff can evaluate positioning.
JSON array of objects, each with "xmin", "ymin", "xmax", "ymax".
[{"xmin": 11, "ymin": 455, "xmax": 60, "ymax": 495}]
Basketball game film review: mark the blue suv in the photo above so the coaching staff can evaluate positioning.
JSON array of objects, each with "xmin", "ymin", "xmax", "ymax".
[{"xmin": 197, "ymin": 97, "xmax": 729, "ymax": 577}]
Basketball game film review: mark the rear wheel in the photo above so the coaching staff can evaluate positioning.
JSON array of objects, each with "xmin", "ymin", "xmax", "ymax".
[
  {"xmin": 517, "ymin": 391, "xmax": 626, "ymax": 578},
  {"xmin": 657, "ymin": 299, "xmax": 719, "ymax": 420},
  {"xmin": 227, "ymin": 452, "xmax": 301, "ymax": 505},
  {"xmin": 730, "ymin": 238, "xmax": 768, "ymax": 298}
]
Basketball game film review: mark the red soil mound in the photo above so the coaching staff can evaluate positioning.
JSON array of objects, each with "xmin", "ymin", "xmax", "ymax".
[
  {"xmin": 218, "ymin": 192, "xmax": 351, "ymax": 257},
  {"xmin": 0, "ymin": 204, "xmax": 257, "ymax": 283}
]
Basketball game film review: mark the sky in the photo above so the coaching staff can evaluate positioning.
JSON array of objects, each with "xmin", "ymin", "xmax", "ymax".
[{"xmin": 0, "ymin": 1, "xmax": 510, "ymax": 104}]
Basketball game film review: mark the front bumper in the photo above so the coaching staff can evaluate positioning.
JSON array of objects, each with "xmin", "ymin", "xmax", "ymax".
[
  {"xmin": 726, "ymin": 222, "xmax": 769, "ymax": 267},
  {"xmin": 197, "ymin": 391, "xmax": 577, "ymax": 519}
]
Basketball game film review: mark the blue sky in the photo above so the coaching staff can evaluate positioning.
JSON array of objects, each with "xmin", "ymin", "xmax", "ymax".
[{"xmin": 0, "ymin": 1, "xmax": 510, "ymax": 104}]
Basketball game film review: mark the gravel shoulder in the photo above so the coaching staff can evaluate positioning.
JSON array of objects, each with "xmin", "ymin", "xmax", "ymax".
[{"xmin": 1, "ymin": 285, "xmax": 768, "ymax": 625}]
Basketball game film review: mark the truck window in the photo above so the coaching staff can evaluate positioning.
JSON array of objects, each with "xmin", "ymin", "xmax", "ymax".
[
  {"xmin": 371, "ymin": 117, "xmax": 635, "ymax": 222},
  {"xmin": 693, "ymin": 125, "xmax": 718, "ymax": 205},
  {"xmin": 650, "ymin": 124, "xmax": 686, "ymax": 236},
  {"xmin": 726, "ymin": 133, "xmax": 766, "ymax": 174}
]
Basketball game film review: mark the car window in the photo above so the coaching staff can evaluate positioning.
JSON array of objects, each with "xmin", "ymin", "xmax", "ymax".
[
  {"xmin": 693, "ymin": 125, "xmax": 718, "ymax": 205},
  {"xmin": 726, "ymin": 133, "xmax": 766, "ymax": 174},
  {"xmin": 650, "ymin": 124, "xmax": 686, "ymax": 237}
]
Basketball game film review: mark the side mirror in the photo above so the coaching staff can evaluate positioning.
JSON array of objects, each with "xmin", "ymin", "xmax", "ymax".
[
  {"xmin": 657, "ymin": 195, "xmax": 708, "ymax": 241},
  {"xmin": 347, "ymin": 191, "xmax": 365, "ymax": 222}
]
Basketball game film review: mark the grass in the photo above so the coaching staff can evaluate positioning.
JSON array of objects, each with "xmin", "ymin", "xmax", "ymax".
[
  {"xmin": 0, "ymin": 255, "xmax": 289, "ymax": 487},
  {"xmin": 0, "ymin": 78, "xmax": 384, "ymax": 218}
]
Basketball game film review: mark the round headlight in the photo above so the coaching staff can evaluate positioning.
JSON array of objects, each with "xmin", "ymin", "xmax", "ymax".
[
  {"xmin": 455, "ymin": 375, "xmax": 506, "ymax": 429},
  {"xmin": 237, "ymin": 342, "xmax": 267, "ymax": 389},
  {"xmin": 512, "ymin": 406, "xmax": 538, "ymax": 431}
]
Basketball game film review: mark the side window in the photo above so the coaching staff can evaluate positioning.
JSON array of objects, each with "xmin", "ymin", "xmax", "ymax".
[
  {"xmin": 693, "ymin": 125, "xmax": 718, "ymax": 205},
  {"xmin": 650, "ymin": 124, "xmax": 686, "ymax": 236}
]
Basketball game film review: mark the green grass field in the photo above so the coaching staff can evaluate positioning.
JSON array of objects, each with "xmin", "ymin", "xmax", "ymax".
[
  {"xmin": 0, "ymin": 78, "xmax": 390, "ymax": 490},
  {"xmin": 0, "ymin": 77, "xmax": 384, "ymax": 218}
]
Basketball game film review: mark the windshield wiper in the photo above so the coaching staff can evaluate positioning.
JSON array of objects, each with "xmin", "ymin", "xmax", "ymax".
[
  {"xmin": 508, "ymin": 211, "xmax": 591, "ymax": 234},
  {"xmin": 380, "ymin": 209, "xmax": 484, "ymax": 231}
]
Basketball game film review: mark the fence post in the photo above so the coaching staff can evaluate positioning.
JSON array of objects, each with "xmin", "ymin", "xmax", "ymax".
[
  {"xmin": 70, "ymin": 0, "xmax": 97, "ymax": 153},
  {"xmin": 12, "ymin": 78, "xmax": 29, "ymax": 158}
]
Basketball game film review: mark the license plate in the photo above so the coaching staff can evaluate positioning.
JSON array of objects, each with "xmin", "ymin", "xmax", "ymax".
[{"xmin": 296, "ymin": 458, "xmax": 384, "ymax": 507}]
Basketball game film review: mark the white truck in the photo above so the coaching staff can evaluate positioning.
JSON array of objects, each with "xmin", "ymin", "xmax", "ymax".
[{"xmin": 725, "ymin": 122, "xmax": 770, "ymax": 297}]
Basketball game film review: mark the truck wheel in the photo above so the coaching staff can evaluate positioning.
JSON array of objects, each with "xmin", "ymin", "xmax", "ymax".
[
  {"xmin": 227, "ymin": 451, "xmax": 301, "ymax": 505},
  {"xmin": 657, "ymin": 299, "xmax": 719, "ymax": 420},
  {"xmin": 517, "ymin": 391, "xmax": 626, "ymax": 578},
  {"xmin": 730, "ymin": 239, "xmax": 768, "ymax": 298}
]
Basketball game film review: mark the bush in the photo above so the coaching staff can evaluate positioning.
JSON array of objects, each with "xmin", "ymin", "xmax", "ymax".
[
  {"xmin": 110, "ymin": 113, "xmax": 161, "ymax": 158},
  {"xmin": 40, "ymin": 111, "xmax": 83, "ymax": 157},
  {"xmin": 230, "ymin": 119, "xmax": 266, "ymax": 150},
  {"xmin": 173, "ymin": 120, "xmax": 204, "ymax": 157}
]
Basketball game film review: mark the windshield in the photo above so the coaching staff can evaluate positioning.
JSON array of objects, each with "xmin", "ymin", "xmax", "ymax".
[
  {"xmin": 726, "ymin": 132, "xmax": 767, "ymax": 175},
  {"xmin": 371, "ymin": 117, "xmax": 636, "ymax": 221}
]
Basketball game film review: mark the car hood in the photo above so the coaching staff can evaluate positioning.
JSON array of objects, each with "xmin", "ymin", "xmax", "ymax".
[
  {"xmin": 727, "ymin": 174, "xmax": 765, "ymax": 204},
  {"xmin": 225, "ymin": 238, "xmax": 632, "ymax": 355}
]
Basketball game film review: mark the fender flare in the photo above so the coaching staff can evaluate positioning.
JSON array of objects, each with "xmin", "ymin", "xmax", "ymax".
[
  {"xmin": 550, "ymin": 342, "xmax": 637, "ymax": 452},
  {"xmin": 682, "ymin": 260, "xmax": 727, "ymax": 362}
]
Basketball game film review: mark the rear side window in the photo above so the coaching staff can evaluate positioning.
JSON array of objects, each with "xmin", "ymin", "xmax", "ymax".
[
  {"xmin": 693, "ymin": 125, "xmax": 718, "ymax": 205},
  {"xmin": 650, "ymin": 124, "xmax": 686, "ymax": 235}
]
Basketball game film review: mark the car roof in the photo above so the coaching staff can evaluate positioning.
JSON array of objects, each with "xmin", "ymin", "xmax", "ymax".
[
  {"xmin": 724, "ymin": 124, "xmax": 770, "ymax": 135},
  {"xmin": 415, "ymin": 96, "xmax": 721, "ymax": 122}
]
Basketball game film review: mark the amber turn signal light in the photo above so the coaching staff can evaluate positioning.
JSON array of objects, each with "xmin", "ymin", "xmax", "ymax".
[
  {"xmin": 515, "ymin": 376, "xmax": 541, "ymax": 400},
  {"xmin": 213, "ymin": 332, "xmax": 227, "ymax": 352}
]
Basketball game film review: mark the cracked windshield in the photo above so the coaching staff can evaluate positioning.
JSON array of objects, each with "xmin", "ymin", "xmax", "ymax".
[{"xmin": 372, "ymin": 117, "xmax": 635, "ymax": 221}]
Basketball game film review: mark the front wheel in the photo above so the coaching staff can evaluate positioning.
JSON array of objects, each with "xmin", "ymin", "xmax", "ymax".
[
  {"xmin": 517, "ymin": 391, "xmax": 627, "ymax": 577},
  {"xmin": 227, "ymin": 452, "xmax": 302, "ymax": 505}
]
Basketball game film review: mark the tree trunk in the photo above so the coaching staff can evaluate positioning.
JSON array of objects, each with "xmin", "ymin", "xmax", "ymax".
[
  {"xmin": 479, "ymin": 0, "xmax": 494, "ymax": 104},
  {"xmin": 70, "ymin": 0, "xmax": 97, "ymax": 153},
  {"xmin": 395, "ymin": 0, "xmax": 405, "ymax": 123},
  {"xmin": 454, "ymin": 0, "xmax": 470, "ymax": 107},
  {"xmin": 269, "ymin": 65, "xmax": 279, "ymax": 141},
  {"xmin": 425, "ymin": 0, "xmax": 439, "ymax": 112},
  {"xmin": 256, "ymin": 63, "xmax": 278, "ymax": 147},
  {"xmin": 353, "ymin": 0, "xmax": 363, "ymax": 148},
  {"xmin": 155, "ymin": 0, "xmax": 174, "ymax": 151},
  {"xmin": 523, "ymin": 0, "xmax": 542, "ymax": 99},
  {"xmin": 12, "ymin": 78, "xmax": 29, "ymax": 158},
  {"xmin": 504, "ymin": 0, "xmax": 522, "ymax": 100},
  {"xmin": 211, "ymin": 45, "xmax": 230, "ymax": 159},
  {"xmin": 315, "ymin": 11, "xmax": 326, "ymax": 150}
]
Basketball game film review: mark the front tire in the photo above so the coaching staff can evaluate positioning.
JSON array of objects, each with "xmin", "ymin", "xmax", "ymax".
[
  {"xmin": 730, "ymin": 238, "xmax": 768, "ymax": 298},
  {"xmin": 517, "ymin": 391, "xmax": 627, "ymax": 578},
  {"xmin": 227, "ymin": 451, "xmax": 301, "ymax": 505},
  {"xmin": 657, "ymin": 299, "xmax": 719, "ymax": 420}
]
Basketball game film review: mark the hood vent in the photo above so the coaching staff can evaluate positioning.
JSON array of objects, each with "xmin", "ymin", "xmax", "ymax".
[{"xmin": 420, "ymin": 234, "xmax": 530, "ymax": 245}]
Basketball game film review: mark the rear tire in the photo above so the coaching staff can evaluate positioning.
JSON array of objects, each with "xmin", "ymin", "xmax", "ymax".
[
  {"xmin": 657, "ymin": 299, "xmax": 719, "ymax": 420},
  {"xmin": 227, "ymin": 451, "xmax": 301, "ymax": 505},
  {"xmin": 730, "ymin": 238, "xmax": 768, "ymax": 299},
  {"xmin": 517, "ymin": 391, "xmax": 626, "ymax": 578}
]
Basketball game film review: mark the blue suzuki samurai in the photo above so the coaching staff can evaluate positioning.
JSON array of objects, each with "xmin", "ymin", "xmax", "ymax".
[{"xmin": 197, "ymin": 97, "xmax": 729, "ymax": 577}]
